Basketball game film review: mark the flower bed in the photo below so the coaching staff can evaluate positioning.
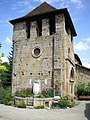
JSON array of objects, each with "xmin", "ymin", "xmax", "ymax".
[
  {"xmin": 37, "ymin": 87, "xmax": 54, "ymax": 98},
  {"xmin": 15, "ymin": 86, "xmax": 33, "ymax": 97}
]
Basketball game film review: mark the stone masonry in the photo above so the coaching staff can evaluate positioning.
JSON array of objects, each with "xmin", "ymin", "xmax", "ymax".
[
  {"xmin": 10, "ymin": 2, "xmax": 77, "ymax": 98},
  {"xmin": 76, "ymin": 65, "xmax": 90, "ymax": 85}
]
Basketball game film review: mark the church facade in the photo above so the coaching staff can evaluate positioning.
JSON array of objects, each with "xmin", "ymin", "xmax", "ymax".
[{"xmin": 10, "ymin": 2, "xmax": 77, "ymax": 97}]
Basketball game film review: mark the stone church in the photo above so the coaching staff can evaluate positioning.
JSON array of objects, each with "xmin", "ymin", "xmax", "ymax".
[{"xmin": 10, "ymin": 2, "xmax": 90, "ymax": 98}]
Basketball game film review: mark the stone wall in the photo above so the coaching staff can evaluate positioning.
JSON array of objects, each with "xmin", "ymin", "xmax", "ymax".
[
  {"xmin": 59, "ymin": 16, "xmax": 75, "ymax": 97},
  {"xmin": 15, "ymin": 97, "xmax": 53, "ymax": 108},
  {"xmin": 64, "ymin": 31, "xmax": 75, "ymax": 97},
  {"xmin": 12, "ymin": 12, "xmax": 75, "ymax": 98},
  {"xmin": 12, "ymin": 14, "xmax": 65, "ymax": 94},
  {"xmin": 76, "ymin": 64, "xmax": 90, "ymax": 85}
]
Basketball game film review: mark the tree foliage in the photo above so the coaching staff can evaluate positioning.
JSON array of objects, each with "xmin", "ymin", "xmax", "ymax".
[
  {"xmin": 0, "ymin": 43, "xmax": 8, "ymax": 79},
  {"xmin": 0, "ymin": 42, "xmax": 13, "ymax": 105},
  {"xmin": 0, "ymin": 43, "xmax": 13, "ymax": 88},
  {"xmin": 0, "ymin": 65, "xmax": 8, "ymax": 72}
]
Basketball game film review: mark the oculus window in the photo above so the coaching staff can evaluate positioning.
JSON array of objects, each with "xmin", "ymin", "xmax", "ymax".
[{"xmin": 32, "ymin": 47, "xmax": 42, "ymax": 58}]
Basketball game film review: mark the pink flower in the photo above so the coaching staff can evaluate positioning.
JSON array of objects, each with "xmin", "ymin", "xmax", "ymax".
[
  {"xmin": 16, "ymin": 86, "xmax": 32, "ymax": 90},
  {"xmin": 20, "ymin": 86, "xmax": 32, "ymax": 89}
]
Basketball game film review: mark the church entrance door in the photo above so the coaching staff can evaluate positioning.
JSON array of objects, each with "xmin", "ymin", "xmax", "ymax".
[{"xmin": 33, "ymin": 79, "xmax": 41, "ymax": 96}]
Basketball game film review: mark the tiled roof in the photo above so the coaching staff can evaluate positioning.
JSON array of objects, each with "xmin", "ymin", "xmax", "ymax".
[
  {"xmin": 25, "ymin": 2, "xmax": 56, "ymax": 17},
  {"xmin": 9, "ymin": 2, "xmax": 77, "ymax": 36},
  {"xmin": 74, "ymin": 53, "xmax": 82, "ymax": 65}
]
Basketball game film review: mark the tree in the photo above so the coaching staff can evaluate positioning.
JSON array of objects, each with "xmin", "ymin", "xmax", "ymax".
[
  {"xmin": 0, "ymin": 43, "xmax": 8, "ymax": 87},
  {"xmin": 0, "ymin": 43, "xmax": 7, "ymax": 72},
  {"xmin": 0, "ymin": 42, "xmax": 13, "ymax": 104},
  {"xmin": 8, "ymin": 45, "xmax": 13, "ymax": 74},
  {"xmin": 0, "ymin": 42, "xmax": 13, "ymax": 88},
  {"xmin": 5, "ymin": 44, "xmax": 13, "ymax": 87}
]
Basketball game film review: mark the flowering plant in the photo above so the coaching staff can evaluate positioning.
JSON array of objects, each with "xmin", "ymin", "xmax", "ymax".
[
  {"xmin": 38, "ymin": 87, "xmax": 54, "ymax": 98},
  {"xmin": 15, "ymin": 86, "xmax": 33, "ymax": 97},
  {"xmin": 16, "ymin": 86, "xmax": 32, "ymax": 89}
]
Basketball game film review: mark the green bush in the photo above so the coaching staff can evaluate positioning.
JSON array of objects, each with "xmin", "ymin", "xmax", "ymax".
[
  {"xmin": 34, "ymin": 105, "xmax": 44, "ymax": 109},
  {"xmin": 74, "ymin": 84, "xmax": 77, "ymax": 97},
  {"xmin": 0, "ymin": 87, "xmax": 6, "ymax": 103},
  {"xmin": 0, "ymin": 87, "xmax": 14, "ymax": 105},
  {"xmin": 58, "ymin": 96, "xmax": 75, "ymax": 108},
  {"xmin": 15, "ymin": 101, "xmax": 26, "ymax": 108},
  {"xmin": 3, "ymin": 90, "xmax": 14, "ymax": 105},
  {"xmin": 77, "ymin": 83, "xmax": 90, "ymax": 97}
]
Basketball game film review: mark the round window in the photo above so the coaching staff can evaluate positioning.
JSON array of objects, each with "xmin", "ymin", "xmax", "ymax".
[
  {"xmin": 34, "ymin": 48, "xmax": 40, "ymax": 56},
  {"xmin": 32, "ymin": 47, "xmax": 41, "ymax": 58}
]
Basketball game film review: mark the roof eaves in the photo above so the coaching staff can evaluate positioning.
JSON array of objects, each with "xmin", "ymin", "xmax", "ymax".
[
  {"xmin": 62, "ymin": 8, "xmax": 77, "ymax": 36},
  {"xmin": 74, "ymin": 53, "xmax": 82, "ymax": 65},
  {"xmin": 9, "ymin": 8, "xmax": 77, "ymax": 36}
]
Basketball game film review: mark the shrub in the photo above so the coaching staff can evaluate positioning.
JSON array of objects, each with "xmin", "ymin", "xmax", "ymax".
[
  {"xmin": 77, "ymin": 83, "xmax": 90, "ymax": 97},
  {"xmin": 0, "ymin": 87, "xmax": 6, "ymax": 103},
  {"xmin": 58, "ymin": 96, "xmax": 75, "ymax": 108},
  {"xmin": 15, "ymin": 101, "xmax": 26, "ymax": 108},
  {"xmin": 74, "ymin": 84, "xmax": 77, "ymax": 97},
  {"xmin": 34, "ymin": 105, "xmax": 44, "ymax": 109},
  {"xmin": 3, "ymin": 90, "xmax": 14, "ymax": 105},
  {"xmin": 38, "ymin": 88, "xmax": 54, "ymax": 98}
]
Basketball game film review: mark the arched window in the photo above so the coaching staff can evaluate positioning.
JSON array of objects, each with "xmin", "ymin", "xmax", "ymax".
[
  {"xmin": 68, "ymin": 47, "xmax": 70, "ymax": 57},
  {"xmin": 70, "ymin": 68, "xmax": 74, "ymax": 79}
]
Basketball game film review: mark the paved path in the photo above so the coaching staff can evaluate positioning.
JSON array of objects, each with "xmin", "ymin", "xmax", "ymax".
[{"xmin": 0, "ymin": 101, "xmax": 90, "ymax": 120}]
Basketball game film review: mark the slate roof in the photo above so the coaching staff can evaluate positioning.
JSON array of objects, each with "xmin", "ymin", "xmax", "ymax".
[{"xmin": 9, "ymin": 2, "xmax": 77, "ymax": 36}]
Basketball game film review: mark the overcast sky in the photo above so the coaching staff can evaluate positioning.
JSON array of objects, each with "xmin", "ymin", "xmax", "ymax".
[{"xmin": 0, "ymin": 0, "xmax": 90, "ymax": 68}]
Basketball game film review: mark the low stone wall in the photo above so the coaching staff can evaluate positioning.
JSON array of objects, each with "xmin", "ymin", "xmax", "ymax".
[
  {"xmin": 34, "ymin": 98, "xmax": 52, "ymax": 108},
  {"xmin": 15, "ymin": 97, "xmax": 33, "ymax": 106},
  {"xmin": 15, "ymin": 97, "xmax": 53, "ymax": 108}
]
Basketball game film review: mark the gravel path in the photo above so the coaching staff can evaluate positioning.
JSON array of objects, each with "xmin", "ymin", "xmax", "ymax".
[{"xmin": 0, "ymin": 101, "xmax": 90, "ymax": 120}]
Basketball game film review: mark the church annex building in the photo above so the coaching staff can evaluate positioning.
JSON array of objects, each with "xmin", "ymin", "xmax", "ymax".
[{"xmin": 10, "ymin": 2, "xmax": 90, "ymax": 98}]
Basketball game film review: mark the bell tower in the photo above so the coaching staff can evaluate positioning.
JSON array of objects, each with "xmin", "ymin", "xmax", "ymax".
[{"xmin": 10, "ymin": 2, "xmax": 77, "ymax": 97}]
